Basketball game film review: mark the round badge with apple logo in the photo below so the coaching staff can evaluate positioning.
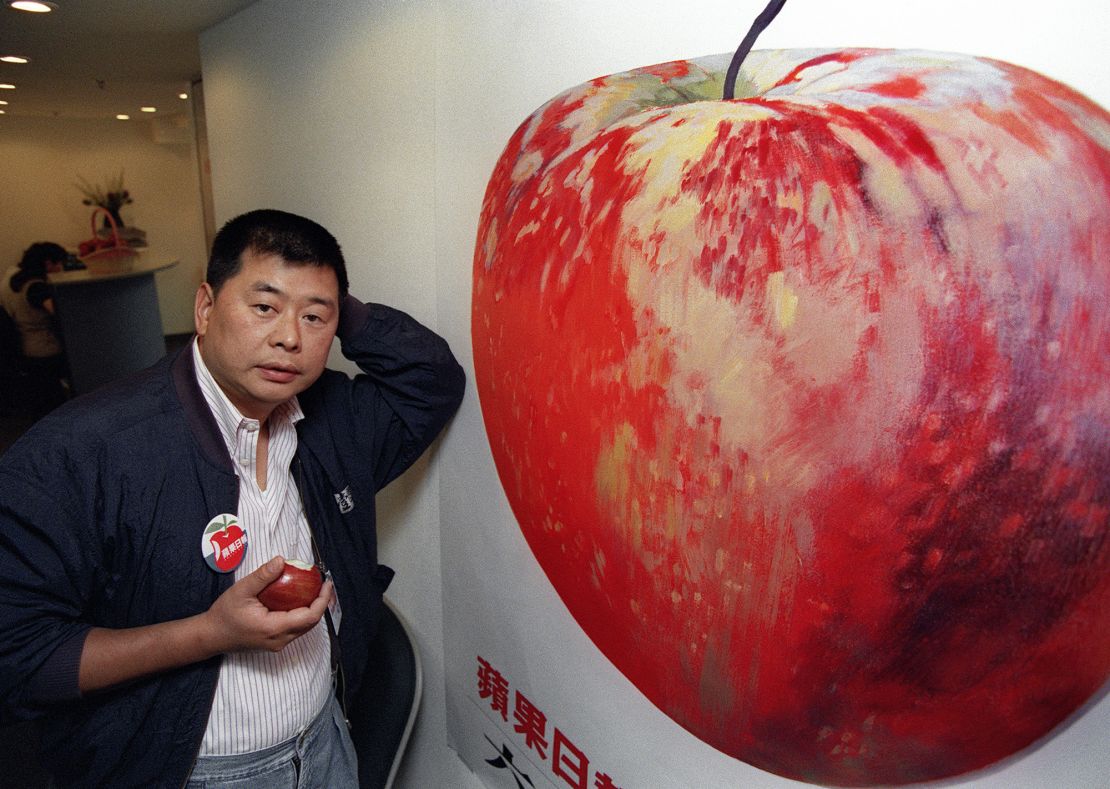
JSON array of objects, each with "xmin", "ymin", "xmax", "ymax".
[{"xmin": 202, "ymin": 514, "xmax": 248, "ymax": 573}]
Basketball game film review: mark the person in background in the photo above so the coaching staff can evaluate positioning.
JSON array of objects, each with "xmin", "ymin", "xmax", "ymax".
[
  {"xmin": 0, "ymin": 242, "xmax": 70, "ymax": 413},
  {"xmin": 0, "ymin": 210, "xmax": 466, "ymax": 787}
]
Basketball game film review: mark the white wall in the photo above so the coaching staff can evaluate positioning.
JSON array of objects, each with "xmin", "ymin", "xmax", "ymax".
[
  {"xmin": 200, "ymin": 2, "xmax": 1109, "ymax": 787},
  {"xmin": 0, "ymin": 114, "xmax": 209, "ymax": 335}
]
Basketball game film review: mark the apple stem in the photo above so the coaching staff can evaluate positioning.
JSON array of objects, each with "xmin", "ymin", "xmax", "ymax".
[{"xmin": 724, "ymin": 0, "xmax": 789, "ymax": 99}]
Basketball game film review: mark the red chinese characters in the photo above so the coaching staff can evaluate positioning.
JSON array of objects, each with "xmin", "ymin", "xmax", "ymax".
[
  {"xmin": 477, "ymin": 655, "xmax": 622, "ymax": 789},
  {"xmin": 477, "ymin": 656, "xmax": 510, "ymax": 721},
  {"xmin": 514, "ymin": 692, "xmax": 549, "ymax": 759},
  {"xmin": 209, "ymin": 522, "xmax": 246, "ymax": 572}
]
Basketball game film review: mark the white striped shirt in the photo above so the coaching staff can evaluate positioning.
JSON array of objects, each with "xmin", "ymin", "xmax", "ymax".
[{"xmin": 192, "ymin": 340, "xmax": 332, "ymax": 755}]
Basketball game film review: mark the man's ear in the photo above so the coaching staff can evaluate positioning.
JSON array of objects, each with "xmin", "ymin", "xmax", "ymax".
[{"xmin": 194, "ymin": 283, "xmax": 215, "ymax": 337}]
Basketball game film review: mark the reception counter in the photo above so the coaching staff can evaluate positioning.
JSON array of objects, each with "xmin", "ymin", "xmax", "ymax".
[{"xmin": 49, "ymin": 252, "xmax": 179, "ymax": 394}]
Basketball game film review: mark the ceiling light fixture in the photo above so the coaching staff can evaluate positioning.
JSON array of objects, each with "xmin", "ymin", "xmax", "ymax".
[
  {"xmin": 179, "ymin": 93, "xmax": 189, "ymax": 100},
  {"xmin": 0, "ymin": 100, "xmax": 8, "ymax": 105},
  {"xmin": 1, "ymin": 56, "xmax": 30, "ymax": 64},
  {"xmin": 141, "ymin": 106, "xmax": 156, "ymax": 113},
  {"xmin": 0, "ymin": 84, "xmax": 15, "ymax": 90},
  {"xmin": 116, "ymin": 114, "xmax": 130, "ymax": 120},
  {"xmin": 9, "ymin": 2, "xmax": 57, "ymax": 12}
]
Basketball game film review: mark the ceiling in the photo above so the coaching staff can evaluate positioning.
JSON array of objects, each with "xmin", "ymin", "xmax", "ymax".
[{"xmin": 0, "ymin": 0, "xmax": 257, "ymax": 119}]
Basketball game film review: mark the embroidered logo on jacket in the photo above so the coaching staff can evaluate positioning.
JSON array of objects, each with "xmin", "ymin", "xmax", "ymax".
[{"xmin": 334, "ymin": 486, "xmax": 355, "ymax": 514}]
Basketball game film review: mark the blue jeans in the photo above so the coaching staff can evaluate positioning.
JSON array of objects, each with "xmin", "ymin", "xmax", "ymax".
[{"xmin": 185, "ymin": 694, "xmax": 358, "ymax": 788}]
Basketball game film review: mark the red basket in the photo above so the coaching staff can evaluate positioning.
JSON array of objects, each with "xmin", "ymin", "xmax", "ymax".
[{"xmin": 78, "ymin": 207, "xmax": 138, "ymax": 262}]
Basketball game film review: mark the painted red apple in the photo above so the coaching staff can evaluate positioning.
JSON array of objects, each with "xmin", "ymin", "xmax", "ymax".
[
  {"xmin": 258, "ymin": 559, "xmax": 323, "ymax": 612},
  {"xmin": 472, "ymin": 47, "xmax": 1110, "ymax": 786}
]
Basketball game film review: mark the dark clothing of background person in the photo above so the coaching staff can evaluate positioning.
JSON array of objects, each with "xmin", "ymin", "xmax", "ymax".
[{"xmin": 0, "ymin": 242, "xmax": 71, "ymax": 414}]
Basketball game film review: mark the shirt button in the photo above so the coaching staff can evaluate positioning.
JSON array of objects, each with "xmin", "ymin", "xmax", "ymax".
[{"xmin": 245, "ymin": 422, "xmax": 259, "ymax": 432}]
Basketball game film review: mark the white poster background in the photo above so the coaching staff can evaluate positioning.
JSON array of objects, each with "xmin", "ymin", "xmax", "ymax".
[{"xmin": 436, "ymin": 2, "xmax": 1110, "ymax": 787}]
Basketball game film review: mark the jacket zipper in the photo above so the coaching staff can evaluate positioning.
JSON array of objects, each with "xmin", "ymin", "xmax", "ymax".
[{"xmin": 294, "ymin": 457, "xmax": 351, "ymax": 729}]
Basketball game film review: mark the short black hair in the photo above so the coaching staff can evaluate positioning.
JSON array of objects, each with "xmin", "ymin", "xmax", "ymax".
[
  {"xmin": 19, "ymin": 242, "xmax": 68, "ymax": 279},
  {"xmin": 206, "ymin": 209, "xmax": 349, "ymax": 296}
]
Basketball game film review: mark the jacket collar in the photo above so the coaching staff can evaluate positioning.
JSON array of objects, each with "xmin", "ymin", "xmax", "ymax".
[
  {"xmin": 292, "ymin": 372, "xmax": 350, "ymax": 496},
  {"xmin": 171, "ymin": 341, "xmax": 235, "ymax": 474},
  {"xmin": 171, "ymin": 343, "xmax": 345, "ymax": 491}
]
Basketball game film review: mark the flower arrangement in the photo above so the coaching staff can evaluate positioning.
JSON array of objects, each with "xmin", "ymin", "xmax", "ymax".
[
  {"xmin": 74, "ymin": 171, "xmax": 147, "ymax": 248},
  {"xmin": 75, "ymin": 171, "xmax": 133, "ymax": 228}
]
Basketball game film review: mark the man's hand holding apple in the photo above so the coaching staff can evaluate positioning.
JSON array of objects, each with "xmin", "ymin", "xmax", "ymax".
[
  {"xmin": 201, "ymin": 556, "xmax": 332, "ymax": 655},
  {"xmin": 78, "ymin": 556, "xmax": 333, "ymax": 694}
]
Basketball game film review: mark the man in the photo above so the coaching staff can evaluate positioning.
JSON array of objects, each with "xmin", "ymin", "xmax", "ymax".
[{"xmin": 0, "ymin": 210, "xmax": 465, "ymax": 787}]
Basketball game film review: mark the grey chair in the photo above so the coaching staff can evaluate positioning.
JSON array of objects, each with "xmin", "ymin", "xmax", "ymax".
[{"xmin": 350, "ymin": 596, "xmax": 423, "ymax": 789}]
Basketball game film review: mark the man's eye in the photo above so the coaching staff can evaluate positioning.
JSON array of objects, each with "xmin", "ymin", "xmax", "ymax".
[{"xmin": 254, "ymin": 304, "xmax": 274, "ymax": 314}]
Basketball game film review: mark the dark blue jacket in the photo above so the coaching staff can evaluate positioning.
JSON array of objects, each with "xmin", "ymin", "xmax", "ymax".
[{"xmin": 0, "ymin": 299, "xmax": 464, "ymax": 787}]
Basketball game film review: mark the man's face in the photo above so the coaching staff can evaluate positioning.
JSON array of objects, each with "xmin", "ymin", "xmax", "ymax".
[{"xmin": 195, "ymin": 249, "xmax": 340, "ymax": 421}]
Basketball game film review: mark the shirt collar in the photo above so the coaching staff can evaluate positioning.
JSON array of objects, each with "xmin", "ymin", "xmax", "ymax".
[{"xmin": 191, "ymin": 339, "xmax": 303, "ymax": 457}]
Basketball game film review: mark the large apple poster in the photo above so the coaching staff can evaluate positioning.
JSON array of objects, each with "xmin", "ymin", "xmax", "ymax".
[{"xmin": 443, "ymin": 7, "xmax": 1109, "ymax": 789}]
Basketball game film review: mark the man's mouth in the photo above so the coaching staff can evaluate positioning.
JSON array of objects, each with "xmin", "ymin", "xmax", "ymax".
[{"xmin": 257, "ymin": 364, "xmax": 299, "ymax": 384}]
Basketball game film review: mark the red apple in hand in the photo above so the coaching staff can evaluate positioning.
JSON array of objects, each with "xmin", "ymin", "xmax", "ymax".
[
  {"xmin": 473, "ymin": 46, "xmax": 1110, "ymax": 786},
  {"xmin": 258, "ymin": 559, "xmax": 323, "ymax": 612}
]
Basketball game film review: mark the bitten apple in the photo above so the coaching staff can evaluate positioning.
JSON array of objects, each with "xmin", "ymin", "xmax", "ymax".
[
  {"xmin": 473, "ymin": 47, "xmax": 1110, "ymax": 786},
  {"xmin": 257, "ymin": 559, "xmax": 323, "ymax": 612}
]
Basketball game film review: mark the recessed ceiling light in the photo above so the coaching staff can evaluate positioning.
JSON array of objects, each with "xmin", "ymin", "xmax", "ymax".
[
  {"xmin": 0, "ymin": 84, "xmax": 15, "ymax": 90},
  {"xmin": 116, "ymin": 114, "xmax": 130, "ymax": 120},
  {"xmin": 1, "ymin": 56, "xmax": 30, "ymax": 65},
  {"xmin": 179, "ymin": 93, "xmax": 189, "ymax": 100},
  {"xmin": 141, "ymin": 106, "xmax": 156, "ymax": 113},
  {"xmin": 0, "ymin": 100, "xmax": 8, "ymax": 105},
  {"xmin": 9, "ymin": 1, "xmax": 57, "ymax": 12},
  {"xmin": 9, "ymin": 1, "xmax": 57, "ymax": 11}
]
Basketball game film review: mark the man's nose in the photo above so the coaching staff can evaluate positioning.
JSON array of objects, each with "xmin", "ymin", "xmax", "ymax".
[{"xmin": 271, "ymin": 313, "xmax": 300, "ymax": 350}]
